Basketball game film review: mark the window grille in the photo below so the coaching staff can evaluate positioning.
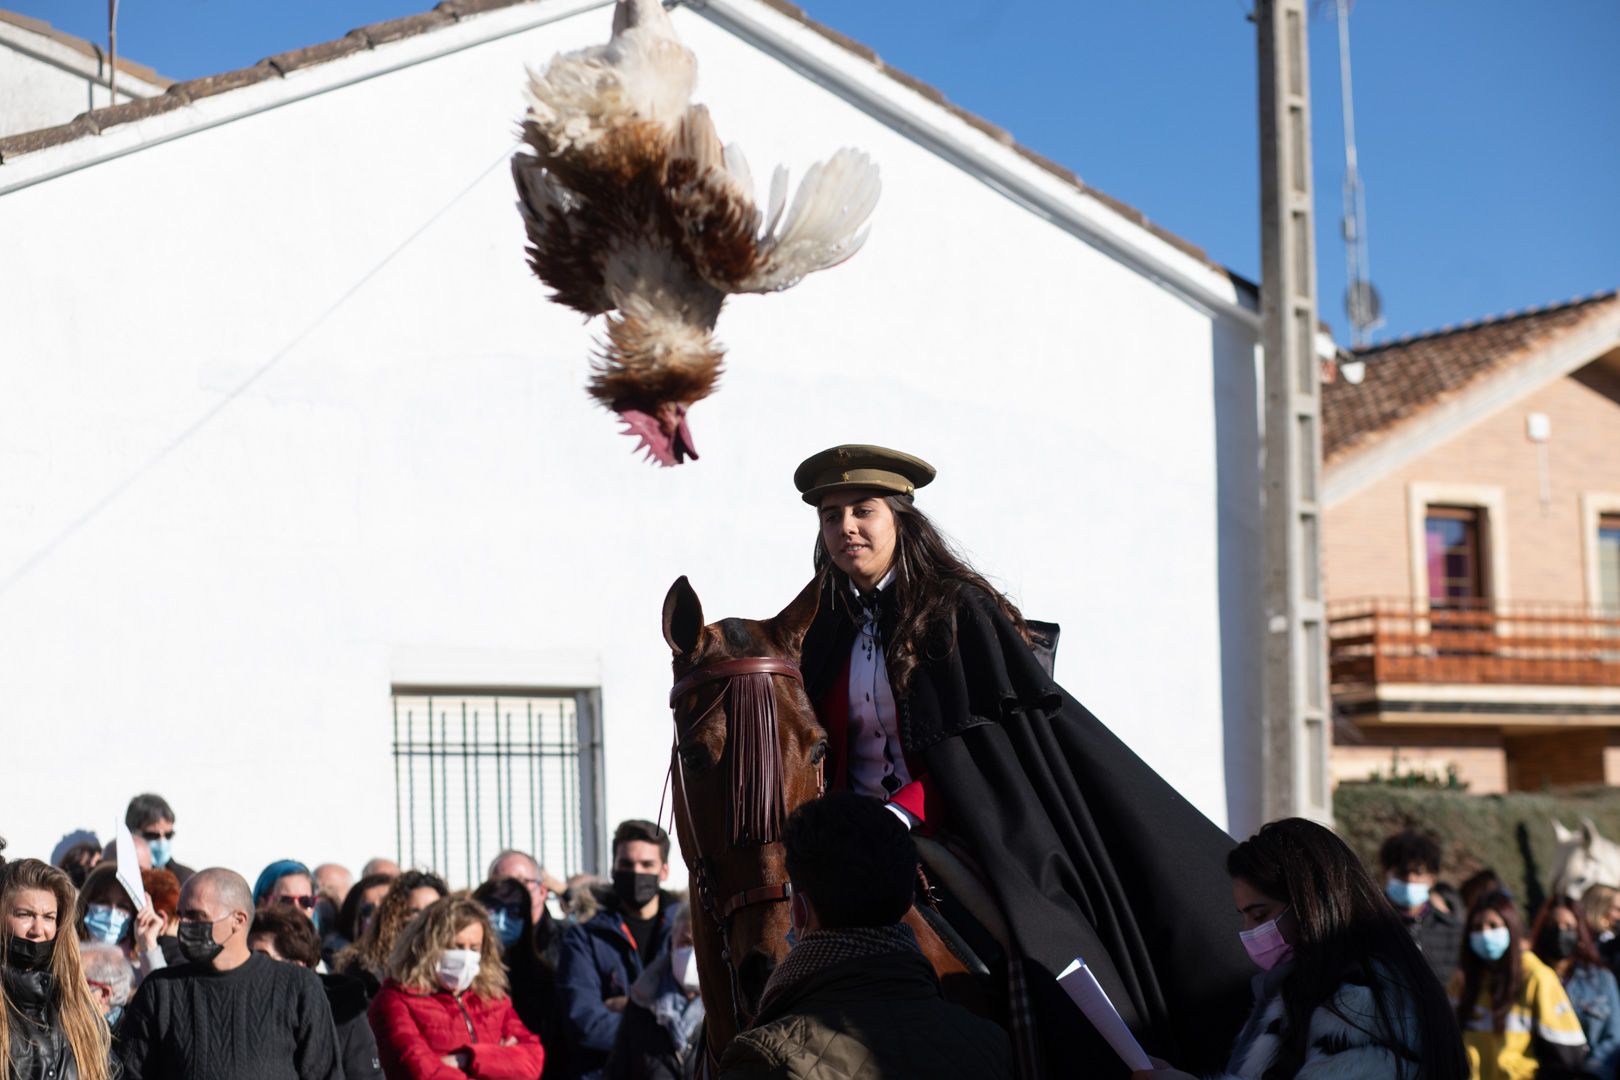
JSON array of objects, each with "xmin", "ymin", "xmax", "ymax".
[{"xmin": 391, "ymin": 687, "xmax": 604, "ymax": 887}]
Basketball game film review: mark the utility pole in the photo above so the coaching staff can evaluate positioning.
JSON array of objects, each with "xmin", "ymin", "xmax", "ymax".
[{"xmin": 1256, "ymin": 0, "xmax": 1331, "ymax": 824}]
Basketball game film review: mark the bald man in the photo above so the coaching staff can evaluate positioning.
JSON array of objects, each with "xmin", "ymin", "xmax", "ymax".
[
  {"xmin": 119, "ymin": 868, "xmax": 340, "ymax": 1080},
  {"xmin": 361, "ymin": 857, "xmax": 400, "ymax": 878}
]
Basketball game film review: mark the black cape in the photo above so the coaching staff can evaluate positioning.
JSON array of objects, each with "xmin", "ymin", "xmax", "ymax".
[{"xmin": 801, "ymin": 582, "xmax": 1253, "ymax": 1076}]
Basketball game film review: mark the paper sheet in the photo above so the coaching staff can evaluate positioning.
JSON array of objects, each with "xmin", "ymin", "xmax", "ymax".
[
  {"xmin": 1056, "ymin": 956, "xmax": 1152, "ymax": 1071},
  {"xmin": 113, "ymin": 820, "xmax": 148, "ymax": 911}
]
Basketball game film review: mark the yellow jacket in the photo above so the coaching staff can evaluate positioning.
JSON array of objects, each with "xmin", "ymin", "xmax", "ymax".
[{"xmin": 1451, "ymin": 949, "xmax": 1588, "ymax": 1080}]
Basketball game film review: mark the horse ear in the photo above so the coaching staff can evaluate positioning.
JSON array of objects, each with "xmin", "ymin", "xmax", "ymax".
[
  {"xmin": 1554, "ymin": 820, "xmax": 1575, "ymax": 845},
  {"xmin": 663, "ymin": 576, "xmax": 704, "ymax": 657},
  {"xmin": 772, "ymin": 576, "xmax": 822, "ymax": 656},
  {"xmin": 1583, "ymin": 818, "xmax": 1601, "ymax": 847}
]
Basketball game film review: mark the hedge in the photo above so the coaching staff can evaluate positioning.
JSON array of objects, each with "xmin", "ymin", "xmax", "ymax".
[{"xmin": 1334, "ymin": 783, "xmax": 1620, "ymax": 917}]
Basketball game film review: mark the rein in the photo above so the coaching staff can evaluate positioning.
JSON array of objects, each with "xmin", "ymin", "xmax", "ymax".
[{"xmin": 668, "ymin": 651, "xmax": 822, "ymax": 1075}]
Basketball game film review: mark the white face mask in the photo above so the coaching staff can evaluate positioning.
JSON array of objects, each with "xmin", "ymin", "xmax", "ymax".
[
  {"xmin": 671, "ymin": 944, "xmax": 700, "ymax": 992},
  {"xmin": 436, "ymin": 948, "xmax": 481, "ymax": 994}
]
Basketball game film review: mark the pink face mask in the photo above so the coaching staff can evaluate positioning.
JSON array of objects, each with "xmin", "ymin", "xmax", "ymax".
[{"xmin": 1239, "ymin": 907, "xmax": 1294, "ymax": 971}]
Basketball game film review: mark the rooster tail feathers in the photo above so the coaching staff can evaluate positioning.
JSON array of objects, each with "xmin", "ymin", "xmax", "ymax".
[{"xmin": 739, "ymin": 149, "xmax": 880, "ymax": 293}]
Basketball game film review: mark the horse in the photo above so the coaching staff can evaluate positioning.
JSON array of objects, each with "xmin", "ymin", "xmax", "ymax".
[
  {"xmin": 1552, "ymin": 818, "xmax": 1620, "ymax": 900},
  {"xmin": 661, "ymin": 574, "xmax": 993, "ymax": 1072}
]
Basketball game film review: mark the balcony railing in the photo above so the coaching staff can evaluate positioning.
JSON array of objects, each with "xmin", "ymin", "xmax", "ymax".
[{"xmin": 1328, "ymin": 597, "xmax": 1620, "ymax": 690}]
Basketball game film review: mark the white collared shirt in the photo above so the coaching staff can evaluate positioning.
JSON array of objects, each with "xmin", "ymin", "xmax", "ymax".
[{"xmin": 847, "ymin": 568, "xmax": 912, "ymax": 800}]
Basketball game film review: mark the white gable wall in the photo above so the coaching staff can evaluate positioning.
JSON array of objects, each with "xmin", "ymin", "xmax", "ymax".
[
  {"xmin": 0, "ymin": 1, "xmax": 1261, "ymax": 885},
  {"xmin": 0, "ymin": 19, "xmax": 166, "ymax": 139}
]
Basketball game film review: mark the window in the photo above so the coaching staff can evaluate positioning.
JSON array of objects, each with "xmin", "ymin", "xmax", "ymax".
[
  {"xmin": 391, "ymin": 688, "xmax": 604, "ymax": 887},
  {"xmin": 1600, "ymin": 514, "xmax": 1620, "ymax": 613},
  {"xmin": 1426, "ymin": 506, "xmax": 1485, "ymax": 607}
]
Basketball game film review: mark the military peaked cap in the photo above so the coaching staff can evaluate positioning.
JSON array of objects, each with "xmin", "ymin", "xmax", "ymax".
[{"xmin": 793, "ymin": 444, "xmax": 936, "ymax": 505}]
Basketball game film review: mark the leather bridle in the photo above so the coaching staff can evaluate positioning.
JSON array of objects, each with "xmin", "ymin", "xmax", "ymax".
[{"xmin": 667, "ymin": 654, "xmax": 823, "ymax": 1073}]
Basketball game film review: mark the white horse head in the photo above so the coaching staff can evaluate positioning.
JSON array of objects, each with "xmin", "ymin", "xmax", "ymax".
[{"xmin": 1551, "ymin": 818, "xmax": 1620, "ymax": 900}]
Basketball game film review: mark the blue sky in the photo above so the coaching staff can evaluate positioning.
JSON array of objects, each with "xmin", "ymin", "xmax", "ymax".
[{"xmin": 13, "ymin": 0, "xmax": 1617, "ymax": 343}]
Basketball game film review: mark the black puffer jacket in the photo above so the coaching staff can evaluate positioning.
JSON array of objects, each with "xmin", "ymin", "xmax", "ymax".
[{"xmin": 3, "ymin": 966, "xmax": 80, "ymax": 1080}]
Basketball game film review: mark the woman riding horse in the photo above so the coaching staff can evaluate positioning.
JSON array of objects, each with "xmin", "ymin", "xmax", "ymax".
[{"xmin": 793, "ymin": 443, "xmax": 1254, "ymax": 1077}]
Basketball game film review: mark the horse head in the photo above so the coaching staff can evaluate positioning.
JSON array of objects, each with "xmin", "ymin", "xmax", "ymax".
[
  {"xmin": 661, "ymin": 574, "xmax": 827, "ymax": 1056},
  {"xmin": 1552, "ymin": 817, "xmax": 1620, "ymax": 900}
]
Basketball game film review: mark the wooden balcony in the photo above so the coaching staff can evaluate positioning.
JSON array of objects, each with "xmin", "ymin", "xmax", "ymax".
[{"xmin": 1329, "ymin": 597, "xmax": 1620, "ymax": 696}]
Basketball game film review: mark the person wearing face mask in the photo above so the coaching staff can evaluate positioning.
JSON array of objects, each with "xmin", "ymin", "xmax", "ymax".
[
  {"xmin": 369, "ymin": 895, "xmax": 544, "ymax": 1079},
  {"xmin": 75, "ymin": 862, "xmax": 168, "ymax": 984},
  {"xmin": 123, "ymin": 793, "xmax": 194, "ymax": 886},
  {"xmin": 1528, "ymin": 896, "xmax": 1620, "ymax": 1079},
  {"xmin": 1, "ymin": 858, "xmax": 115, "ymax": 1080},
  {"xmin": 605, "ymin": 903, "xmax": 704, "ymax": 1080},
  {"xmin": 558, "ymin": 820, "xmax": 678, "ymax": 1080},
  {"xmin": 80, "ymin": 940, "xmax": 135, "ymax": 1036},
  {"xmin": 117, "ymin": 867, "xmax": 340, "ymax": 1079},
  {"xmin": 1451, "ymin": 891, "xmax": 1587, "ymax": 1080},
  {"xmin": 1380, "ymin": 829, "xmax": 1464, "ymax": 988},
  {"xmin": 474, "ymin": 873, "xmax": 568, "ymax": 1079},
  {"xmin": 1135, "ymin": 818, "xmax": 1467, "ymax": 1080}
]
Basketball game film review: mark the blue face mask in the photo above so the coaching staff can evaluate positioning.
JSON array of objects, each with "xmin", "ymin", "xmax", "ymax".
[
  {"xmin": 85, "ymin": 904, "xmax": 131, "ymax": 945},
  {"xmin": 487, "ymin": 908, "xmax": 524, "ymax": 949},
  {"xmin": 1471, "ymin": 927, "xmax": 1512, "ymax": 962},
  {"xmin": 1385, "ymin": 877, "xmax": 1431, "ymax": 910},
  {"xmin": 147, "ymin": 838, "xmax": 173, "ymax": 869},
  {"xmin": 105, "ymin": 1004, "xmax": 124, "ymax": 1029}
]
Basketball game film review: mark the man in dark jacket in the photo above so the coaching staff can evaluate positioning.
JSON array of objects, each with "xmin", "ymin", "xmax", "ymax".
[
  {"xmin": 719, "ymin": 793, "xmax": 1012, "ymax": 1080},
  {"xmin": 558, "ymin": 820, "xmax": 678, "ymax": 1080},
  {"xmin": 1380, "ymin": 829, "xmax": 1464, "ymax": 987},
  {"xmin": 119, "ymin": 868, "xmax": 340, "ymax": 1080}
]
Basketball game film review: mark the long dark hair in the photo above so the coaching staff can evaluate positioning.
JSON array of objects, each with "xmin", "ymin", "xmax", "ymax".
[
  {"xmin": 1227, "ymin": 819, "xmax": 1466, "ymax": 1080},
  {"xmin": 335, "ymin": 872, "xmax": 395, "ymax": 944},
  {"xmin": 812, "ymin": 495, "xmax": 1028, "ymax": 695},
  {"xmin": 1530, "ymin": 895, "xmax": 1603, "ymax": 971},
  {"xmin": 1456, "ymin": 891, "xmax": 1523, "ymax": 1034}
]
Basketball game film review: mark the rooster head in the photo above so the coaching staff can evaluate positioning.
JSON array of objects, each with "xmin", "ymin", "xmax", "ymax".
[{"xmin": 617, "ymin": 402, "xmax": 698, "ymax": 467}]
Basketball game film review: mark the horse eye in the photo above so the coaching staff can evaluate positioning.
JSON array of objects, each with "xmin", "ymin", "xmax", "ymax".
[
  {"xmin": 680, "ymin": 743, "xmax": 714, "ymax": 773},
  {"xmin": 810, "ymin": 740, "xmax": 828, "ymax": 766}
]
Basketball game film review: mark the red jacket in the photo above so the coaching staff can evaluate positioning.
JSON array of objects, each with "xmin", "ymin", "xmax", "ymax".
[{"xmin": 369, "ymin": 979, "xmax": 544, "ymax": 1080}]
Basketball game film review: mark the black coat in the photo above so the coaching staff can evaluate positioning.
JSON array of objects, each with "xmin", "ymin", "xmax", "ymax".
[
  {"xmin": 320, "ymin": 972, "xmax": 381, "ymax": 1080},
  {"xmin": 800, "ymin": 581, "xmax": 1253, "ymax": 1077},
  {"xmin": 3, "ymin": 966, "xmax": 81, "ymax": 1080}
]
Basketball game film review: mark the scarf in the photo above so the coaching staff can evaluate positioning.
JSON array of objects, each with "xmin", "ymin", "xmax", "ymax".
[{"xmin": 759, "ymin": 923, "xmax": 920, "ymax": 1015}]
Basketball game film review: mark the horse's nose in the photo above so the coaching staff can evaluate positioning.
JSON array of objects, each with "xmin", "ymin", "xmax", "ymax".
[{"xmin": 737, "ymin": 948, "xmax": 778, "ymax": 1014}]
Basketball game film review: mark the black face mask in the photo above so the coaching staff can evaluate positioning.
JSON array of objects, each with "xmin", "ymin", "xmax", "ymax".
[
  {"xmin": 612, "ymin": 870, "xmax": 660, "ymax": 910},
  {"xmin": 177, "ymin": 919, "xmax": 225, "ymax": 964},
  {"xmin": 1541, "ymin": 927, "xmax": 1580, "ymax": 960},
  {"xmin": 5, "ymin": 937, "xmax": 52, "ymax": 971}
]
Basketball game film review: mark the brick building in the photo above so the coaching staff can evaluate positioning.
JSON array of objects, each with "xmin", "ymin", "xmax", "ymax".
[{"xmin": 1323, "ymin": 291, "xmax": 1620, "ymax": 792}]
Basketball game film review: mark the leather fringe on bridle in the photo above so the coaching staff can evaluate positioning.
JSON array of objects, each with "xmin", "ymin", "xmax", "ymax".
[{"xmin": 727, "ymin": 672, "xmax": 785, "ymax": 847}]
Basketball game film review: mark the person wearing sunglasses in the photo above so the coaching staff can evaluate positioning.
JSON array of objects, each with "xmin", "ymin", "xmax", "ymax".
[
  {"xmin": 253, "ymin": 860, "xmax": 319, "ymax": 924},
  {"xmin": 124, "ymin": 793, "xmax": 194, "ymax": 886}
]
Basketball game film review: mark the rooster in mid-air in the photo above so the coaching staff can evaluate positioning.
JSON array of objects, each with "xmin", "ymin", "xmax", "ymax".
[{"xmin": 512, "ymin": 0, "xmax": 881, "ymax": 466}]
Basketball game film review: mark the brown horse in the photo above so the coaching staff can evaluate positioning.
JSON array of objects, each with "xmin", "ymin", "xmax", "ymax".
[{"xmin": 661, "ymin": 574, "xmax": 988, "ymax": 1070}]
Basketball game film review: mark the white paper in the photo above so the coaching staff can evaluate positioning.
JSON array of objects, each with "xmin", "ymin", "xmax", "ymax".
[
  {"xmin": 113, "ymin": 821, "xmax": 148, "ymax": 911},
  {"xmin": 1057, "ymin": 956, "xmax": 1152, "ymax": 1071}
]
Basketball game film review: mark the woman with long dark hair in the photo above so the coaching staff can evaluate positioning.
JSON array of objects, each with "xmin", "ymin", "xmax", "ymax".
[
  {"xmin": 333, "ymin": 870, "xmax": 447, "ymax": 1000},
  {"xmin": 1530, "ymin": 896, "xmax": 1620, "ymax": 1078},
  {"xmin": 1454, "ymin": 891, "xmax": 1587, "ymax": 1079},
  {"xmin": 2, "ymin": 858, "xmax": 114, "ymax": 1080},
  {"xmin": 792, "ymin": 445, "xmax": 1255, "ymax": 1076},
  {"xmin": 1136, "ymin": 818, "xmax": 1467, "ymax": 1080}
]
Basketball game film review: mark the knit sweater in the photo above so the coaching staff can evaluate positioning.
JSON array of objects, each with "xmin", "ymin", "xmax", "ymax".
[{"xmin": 118, "ymin": 952, "xmax": 340, "ymax": 1080}]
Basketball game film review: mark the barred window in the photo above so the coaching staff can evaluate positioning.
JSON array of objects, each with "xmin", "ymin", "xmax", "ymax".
[{"xmin": 391, "ymin": 687, "xmax": 604, "ymax": 887}]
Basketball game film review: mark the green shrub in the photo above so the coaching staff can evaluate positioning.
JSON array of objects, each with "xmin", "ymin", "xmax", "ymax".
[{"xmin": 1334, "ymin": 783, "xmax": 1620, "ymax": 916}]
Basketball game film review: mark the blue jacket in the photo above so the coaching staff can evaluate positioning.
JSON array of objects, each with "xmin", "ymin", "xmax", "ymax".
[
  {"xmin": 557, "ymin": 894, "xmax": 675, "ymax": 1080},
  {"xmin": 1566, "ymin": 962, "xmax": 1620, "ymax": 1080}
]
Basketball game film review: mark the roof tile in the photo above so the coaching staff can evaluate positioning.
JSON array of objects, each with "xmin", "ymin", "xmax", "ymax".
[
  {"xmin": 179, "ymin": 61, "xmax": 282, "ymax": 103},
  {"xmin": 357, "ymin": 10, "xmax": 456, "ymax": 48},
  {"xmin": 1322, "ymin": 291, "xmax": 1620, "ymax": 462},
  {"xmin": 267, "ymin": 33, "xmax": 372, "ymax": 75}
]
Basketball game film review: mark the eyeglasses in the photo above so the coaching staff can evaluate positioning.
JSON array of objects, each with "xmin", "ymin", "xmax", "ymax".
[
  {"xmin": 274, "ymin": 895, "xmax": 318, "ymax": 911},
  {"xmin": 140, "ymin": 830, "xmax": 175, "ymax": 842}
]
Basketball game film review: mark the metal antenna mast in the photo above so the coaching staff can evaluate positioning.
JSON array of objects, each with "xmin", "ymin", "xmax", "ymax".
[{"xmin": 1335, "ymin": 0, "xmax": 1382, "ymax": 346}]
